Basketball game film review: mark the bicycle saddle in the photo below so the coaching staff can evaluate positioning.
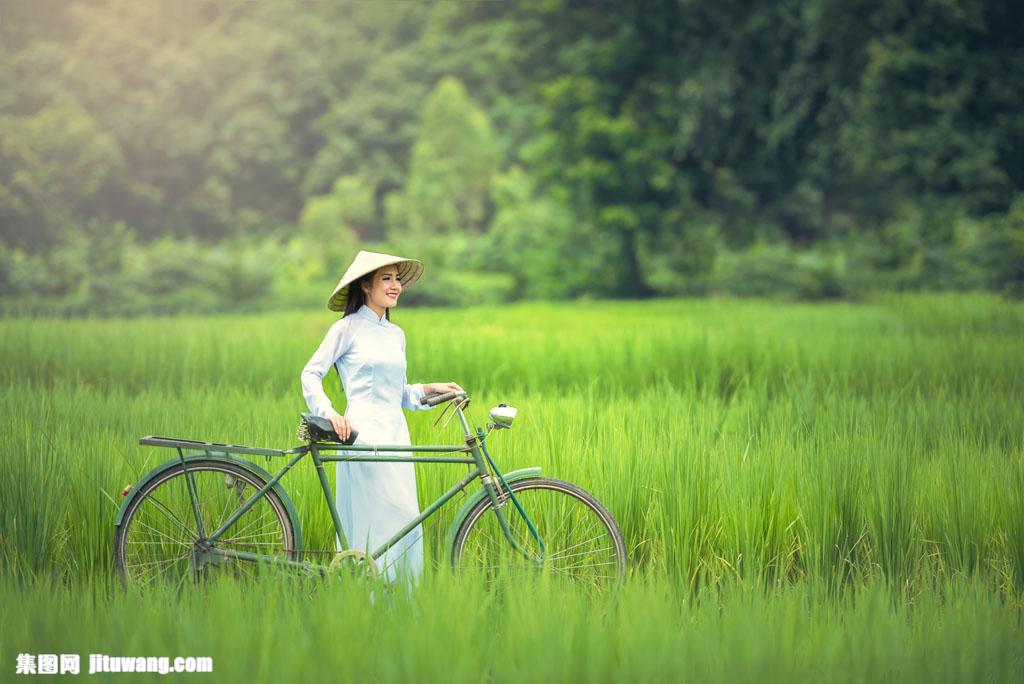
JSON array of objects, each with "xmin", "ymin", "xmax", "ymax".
[{"xmin": 297, "ymin": 412, "xmax": 359, "ymax": 445}]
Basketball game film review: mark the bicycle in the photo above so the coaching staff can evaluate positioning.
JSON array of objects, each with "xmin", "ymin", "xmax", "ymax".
[{"xmin": 113, "ymin": 391, "xmax": 627, "ymax": 593}]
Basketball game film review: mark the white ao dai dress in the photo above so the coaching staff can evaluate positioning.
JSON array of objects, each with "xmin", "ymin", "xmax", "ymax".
[{"xmin": 300, "ymin": 303, "xmax": 435, "ymax": 586}]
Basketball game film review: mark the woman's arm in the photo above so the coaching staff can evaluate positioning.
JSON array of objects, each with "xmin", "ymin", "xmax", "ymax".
[
  {"xmin": 300, "ymin": 318, "xmax": 352, "ymax": 420},
  {"xmin": 401, "ymin": 377, "xmax": 430, "ymax": 411},
  {"xmin": 399, "ymin": 329, "xmax": 432, "ymax": 411},
  {"xmin": 403, "ymin": 380, "xmax": 465, "ymax": 409},
  {"xmin": 403, "ymin": 379, "xmax": 466, "ymax": 410}
]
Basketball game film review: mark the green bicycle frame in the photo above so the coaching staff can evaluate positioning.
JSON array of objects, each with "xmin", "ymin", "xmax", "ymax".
[{"xmin": 124, "ymin": 399, "xmax": 539, "ymax": 576}]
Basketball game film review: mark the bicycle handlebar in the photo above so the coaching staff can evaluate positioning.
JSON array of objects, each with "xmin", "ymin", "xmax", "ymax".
[{"xmin": 420, "ymin": 390, "xmax": 466, "ymax": 407}]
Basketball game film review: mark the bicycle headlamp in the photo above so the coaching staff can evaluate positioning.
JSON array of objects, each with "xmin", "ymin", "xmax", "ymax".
[{"xmin": 489, "ymin": 403, "xmax": 517, "ymax": 429}]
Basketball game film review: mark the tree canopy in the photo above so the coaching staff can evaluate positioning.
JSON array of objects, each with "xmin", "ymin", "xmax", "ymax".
[{"xmin": 1, "ymin": 0, "xmax": 1022, "ymax": 314}]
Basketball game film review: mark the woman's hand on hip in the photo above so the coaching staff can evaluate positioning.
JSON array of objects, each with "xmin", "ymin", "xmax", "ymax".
[
  {"xmin": 424, "ymin": 381, "xmax": 465, "ymax": 396},
  {"xmin": 328, "ymin": 415, "xmax": 352, "ymax": 441}
]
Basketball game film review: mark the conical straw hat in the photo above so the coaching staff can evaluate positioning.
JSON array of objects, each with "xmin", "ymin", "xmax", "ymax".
[{"xmin": 327, "ymin": 250, "xmax": 424, "ymax": 311}]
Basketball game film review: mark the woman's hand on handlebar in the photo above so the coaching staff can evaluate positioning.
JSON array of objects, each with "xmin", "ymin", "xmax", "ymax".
[
  {"xmin": 424, "ymin": 381, "xmax": 465, "ymax": 396},
  {"xmin": 328, "ymin": 415, "xmax": 352, "ymax": 442}
]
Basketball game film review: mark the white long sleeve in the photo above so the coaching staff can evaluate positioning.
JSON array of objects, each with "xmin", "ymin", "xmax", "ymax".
[
  {"xmin": 402, "ymin": 377, "xmax": 428, "ymax": 411},
  {"xmin": 400, "ymin": 328, "xmax": 432, "ymax": 411},
  {"xmin": 300, "ymin": 317, "xmax": 353, "ymax": 420}
]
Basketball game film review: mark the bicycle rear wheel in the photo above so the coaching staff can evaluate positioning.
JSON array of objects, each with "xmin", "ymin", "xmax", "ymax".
[
  {"xmin": 450, "ymin": 477, "xmax": 627, "ymax": 593},
  {"xmin": 114, "ymin": 459, "xmax": 297, "ymax": 592}
]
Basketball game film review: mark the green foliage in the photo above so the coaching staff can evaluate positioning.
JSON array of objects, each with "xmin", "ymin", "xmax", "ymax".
[
  {"xmin": 637, "ymin": 211, "xmax": 722, "ymax": 296},
  {"xmin": 297, "ymin": 176, "xmax": 363, "ymax": 279},
  {"xmin": 1, "ymin": 0, "xmax": 1023, "ymax": 313},
  {"xmin": 0, "ymin": 98, "xmax": 123, "ymax": 250},
  {"xmin": 487, "ymin": 166, "xmax": 583, "ymax": 299},
  {"xmin": 120, "ymin": 235, "xmax": 305, "ymax": 316},
  {"xmin": 406, "ymin": 268, "xmax": 516, "ymax": 308},
  {"xmin": 1, "ymin": 296, "xmax": 1022, "ymax": 680},
  {"xmin": 985, "ymin": 197, "xmax": 1024, "ymax": 298},
  {"xmin": 2, "ymin": 294, "xmax": 1021, "ymax": 590},
  {"xmin": 837, "ymin": 201, "xmax": 1024, "ymax": 297},
  {"xmin": 395, "ymin": 77, "xmax": 502, "ymax": 246},
  {"xmin": 709, "ymin": 242, "xmax": 849, "ymax": 300},
  {"xmin": 841, "ymin": 6, "xmax": 1016, "ymax": 213},
  {"xmin": 2, "ymin": 572, "xmax": 1022, "ymax": 683}
]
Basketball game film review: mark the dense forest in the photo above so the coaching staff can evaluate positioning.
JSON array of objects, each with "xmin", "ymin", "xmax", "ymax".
[{"xmin": 1, "ymin": 0, "xmax": 1022, "ymax": 315}]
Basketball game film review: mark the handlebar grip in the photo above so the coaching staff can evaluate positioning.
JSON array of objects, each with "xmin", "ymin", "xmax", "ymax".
[{"xmin": 421, "ymin": 390, "xmax": 459, "ymax": 407}]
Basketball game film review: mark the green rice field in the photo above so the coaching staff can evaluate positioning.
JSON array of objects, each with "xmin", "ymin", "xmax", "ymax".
[{"xmin": 1, "ymin": 293, "xmax": 1022, "ymax": 682}]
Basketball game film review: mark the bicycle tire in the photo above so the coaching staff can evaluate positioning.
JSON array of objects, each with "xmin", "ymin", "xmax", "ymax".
[
  {"xmin": 450, "ymin": 477, "xmax": 627, "ymax": 591},
  {"xmin": 114, "ymin": 459, "xmax": 297, "ymax": 591}
]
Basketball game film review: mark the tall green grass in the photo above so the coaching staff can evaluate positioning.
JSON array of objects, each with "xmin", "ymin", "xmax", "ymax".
[
  {"xmin": 2, "ymin": 568, "xmax": 1020, "ymax": 683},
  {"xmin": 1, "ymin": 293, "xmax": 1021, "ymax": 681}
]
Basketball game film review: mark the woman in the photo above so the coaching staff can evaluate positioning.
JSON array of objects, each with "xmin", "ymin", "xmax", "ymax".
[{"xmin": 300, "ymin": 250, "xmax": 463, "ymax": 587}]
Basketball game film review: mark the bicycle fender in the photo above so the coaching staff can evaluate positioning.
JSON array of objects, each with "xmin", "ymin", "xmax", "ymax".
[
  {"xmin": 113, "ymin": 452, "xmax": 304, "ymax": 556},
  {"xmin": 444, "ymin": 467, "xmax": 541, "ymax": 553}
]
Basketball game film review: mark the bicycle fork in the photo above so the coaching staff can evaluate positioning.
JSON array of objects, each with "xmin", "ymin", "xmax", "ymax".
[{"xmin": 466, "ymin": 428, "xmax": 546, "ymax": 565}]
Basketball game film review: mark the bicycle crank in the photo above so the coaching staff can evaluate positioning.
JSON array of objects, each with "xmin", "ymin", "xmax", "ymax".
[{"xmin": 328, "ymin": 550, "xmax": 379, "ymax": 579}]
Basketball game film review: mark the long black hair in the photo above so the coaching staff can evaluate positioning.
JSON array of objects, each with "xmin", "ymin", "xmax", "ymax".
[{"xmin": 342, "ymin": 271, "xmax": 391, "ymax": 321}]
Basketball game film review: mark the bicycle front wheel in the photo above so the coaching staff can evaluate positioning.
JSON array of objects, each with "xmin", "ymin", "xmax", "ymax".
[
  {"xmin": 114, "ymin": 459, "xmax": 297, "ymax": 592},
  {"xmin": 451, "ymin": 477, "xmax": 627, "ymax": 591}
]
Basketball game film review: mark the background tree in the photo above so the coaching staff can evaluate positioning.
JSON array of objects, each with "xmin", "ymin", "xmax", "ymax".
[{"xmin": 2, "ymin": 0, "xmax": 1022, "ymax": 315}]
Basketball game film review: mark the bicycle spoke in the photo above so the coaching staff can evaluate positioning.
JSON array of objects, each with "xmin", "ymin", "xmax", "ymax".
[
  {"xmin": 212, "ymin": 505, "xmax": 266, "ymax": 536},
  {"xmin": 118, "ymin": 463, "xmax": 293, "ymax": 591},
  {"xmin": 549, "ymin": 543, "xmax": 616, "ymax": 562},
  {"xmin": 560, "ymin": 516, "xmax": 602, "ymax": 544},
  {"xmin": 124, "ymin": 550, "xmax": 191, "ymax": 570},
  {"xmin": 144, "ymin": 494, "xmax": 200, "ymax": 539},
  {"xmin": 196, "ymin": 479, "xmax": 247, "ymax": 539},
  {"xmin": 129, "ymin": 516, "xmax": 193, "ymax": 548},
  {"xmin": 454, "ymin": 480, "xmax": 625, "ymax": 592},
  {"xmin": 546, "ymin": 534, "xmax": 610, "ymax": 560},
  {"xmin": 126, "ymin": 550, "xmax": 192, "ymax": 590},
  {"xmin": 213, "ymin": 476, "xmax": 242, "ymax": 532},
  {"xmin": 219, "ymin": 540, "xmax": 286, "ymax": 549},
  {"xmin": 552, "ymin": 561, "xmax": 614, "ymax": 573},
  {"xmin": 221, "ymin": 530, "xmax": 286, "ymax": 543}
]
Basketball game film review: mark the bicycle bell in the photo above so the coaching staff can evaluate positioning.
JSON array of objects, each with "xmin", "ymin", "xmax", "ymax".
[{"xmin": 488, "ymin": 402, "xmax": 517, "ymax": 429}]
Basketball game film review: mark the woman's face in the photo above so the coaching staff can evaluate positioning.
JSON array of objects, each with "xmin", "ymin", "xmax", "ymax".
[{"xmin": 362, "ymin": 265, "xmax": 403, "ymax": 310}]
